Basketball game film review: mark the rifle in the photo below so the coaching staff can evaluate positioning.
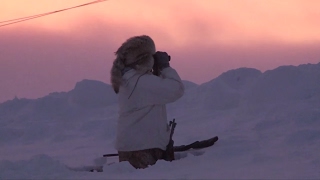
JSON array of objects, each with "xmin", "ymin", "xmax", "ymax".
[
  {"xmin": 102, "ymin": 119, "xmax": 219, "ymax": 159},
  {"xmin": 163, "ymin": 118, "xmax": 176, "ymax": 161}
]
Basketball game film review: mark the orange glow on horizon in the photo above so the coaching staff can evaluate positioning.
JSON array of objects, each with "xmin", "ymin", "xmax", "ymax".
[
  {"xmin": 1, "ymin": 0, "xmax": 320, "ymax": 103},
  {"xmin": 1, "ymin": 0, "xmax": 320, "ymax": 46}
]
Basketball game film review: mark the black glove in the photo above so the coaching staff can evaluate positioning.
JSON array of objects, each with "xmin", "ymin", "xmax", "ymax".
[{"xmin": 153, "ymin": 51, "xmax": 171, "ymax": 71}]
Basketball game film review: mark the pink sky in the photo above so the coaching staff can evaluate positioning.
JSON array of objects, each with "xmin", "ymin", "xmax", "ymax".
[{"xmin": 1, "ymin": 0, "xmax": 320, "ymax": 103}]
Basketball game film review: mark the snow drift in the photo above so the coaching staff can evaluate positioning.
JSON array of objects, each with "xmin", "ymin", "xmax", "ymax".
[{"xmin": 0, "ymin": 62, "xmax": 320, "ymax": 179}]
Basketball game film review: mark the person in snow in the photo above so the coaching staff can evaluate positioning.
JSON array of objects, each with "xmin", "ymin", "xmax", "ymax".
[{"xmin": 110, "ymin": 35, "xmax": 184, "ymax": 169}]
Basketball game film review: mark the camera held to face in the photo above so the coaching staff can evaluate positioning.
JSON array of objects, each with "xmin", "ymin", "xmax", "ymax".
[{"xmin": 152, "ymin": 51, "xmax": 171, "ymax": 76}]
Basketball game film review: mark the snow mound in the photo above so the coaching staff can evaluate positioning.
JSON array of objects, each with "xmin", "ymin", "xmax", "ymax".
[
  {"xmin": 245, "ymin": 64, "xmax": 320, "ymax": 104},
  {"xmin": 213, "ymin": 67, "xmax": 262, "ymax": 91},
  {"xmin": 0, "ymin": 154, "xmax": 72, "ymax": 179},
  {"xmin": 69, "ymin": 79, "xmax": 117, "ymax": 107},
  {"xmin": 177, "ymin": 68, "xmax": 261, "ymax": 111},
  {"xmin": 1, "ymin": 62, "xmax": 320, "ymax": 179},
  {"xmin": 182, "ymin": 80, "xmax": 198, "ymax": 90},
  {"xmin": 0, "ymin": 79, "xmax": 119, "ymax": 145}
]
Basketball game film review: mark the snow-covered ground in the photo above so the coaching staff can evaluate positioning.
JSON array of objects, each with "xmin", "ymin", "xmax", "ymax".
[{"xmin": 1, "ymin": 62, "xmax": 320, "ymax": 179}]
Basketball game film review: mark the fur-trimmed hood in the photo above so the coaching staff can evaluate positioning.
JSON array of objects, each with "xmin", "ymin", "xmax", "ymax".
[{"xmin": 110, "ymin": 35, "xmax": 156, "ymax": 93}]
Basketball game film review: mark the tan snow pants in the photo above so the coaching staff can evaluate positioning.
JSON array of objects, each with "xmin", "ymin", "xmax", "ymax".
[{"xmin": 118, "ymin": 148, "xmax": 165, "ymax": 169}]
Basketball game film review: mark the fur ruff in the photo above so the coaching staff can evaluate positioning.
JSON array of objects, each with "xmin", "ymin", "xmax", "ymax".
[{"xmin": 110, "ymin": 35, "xmax": 156, "ymax": 93}]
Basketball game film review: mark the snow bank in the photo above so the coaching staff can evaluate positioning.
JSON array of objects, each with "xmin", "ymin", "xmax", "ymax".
[
  {"xmin": 0, "ymin": 154, "xmax": 72, "ymax": 179},
  {"xmin": 69, "ymin": 79, "xmax": 117, "ymax": 108},
  {"xmin": 0, "ymin": 62, "xmax": 320, "ymax": 179}
]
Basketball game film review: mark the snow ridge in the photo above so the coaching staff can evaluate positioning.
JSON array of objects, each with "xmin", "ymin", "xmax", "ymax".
[{"xmin": 0, "ymin": 62, "xmax": 320, "ymax": 179}]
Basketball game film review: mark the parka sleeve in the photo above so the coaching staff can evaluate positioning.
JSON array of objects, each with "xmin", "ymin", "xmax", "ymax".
[{"xmin": 137, "ymin": 67, "xmax": 185, "ymax": 105}]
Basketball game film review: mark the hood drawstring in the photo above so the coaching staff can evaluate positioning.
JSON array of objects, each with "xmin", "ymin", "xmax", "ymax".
[{"xmin": 128, "ymin": 71, "xmax": 149, "ymax": 99}]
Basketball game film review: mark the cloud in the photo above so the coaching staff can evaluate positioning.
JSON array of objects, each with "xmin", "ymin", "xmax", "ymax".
[
  {"xmin": 0, "ymin": 18, "xmax": 320, "ymax": 103},
  {"xmin": 172, "ymin": 42, "xmax": 320, "ymax": 84}
]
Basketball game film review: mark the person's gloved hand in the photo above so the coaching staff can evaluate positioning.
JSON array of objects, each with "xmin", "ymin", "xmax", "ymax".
[{"xmin": 153, "ymin": 51, "xmax": 171, "ymax": 71}]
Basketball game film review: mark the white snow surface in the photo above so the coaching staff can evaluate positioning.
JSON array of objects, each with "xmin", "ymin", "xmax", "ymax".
[{"xmin": 1, "ymin": 63, "xmax": 320, "ymax": 179}]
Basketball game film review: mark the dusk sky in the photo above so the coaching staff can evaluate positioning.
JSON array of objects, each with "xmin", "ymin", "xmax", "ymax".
[{"xmin": 1, "ymin": 0, "xmax": 320, "ymax": 103}]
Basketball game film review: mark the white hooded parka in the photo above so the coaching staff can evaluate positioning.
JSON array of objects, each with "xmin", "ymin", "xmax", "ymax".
[{"xmin": 115, "ymin": 67, "xmax": 184, "ymax": 151}]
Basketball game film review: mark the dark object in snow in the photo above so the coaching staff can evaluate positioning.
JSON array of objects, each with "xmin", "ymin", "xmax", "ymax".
[
  {"xmin": 98, "ymin": 120, "xmax": 218, "ymax": 172},
  {"xmin": 173, "ymin": 136, "xmax": 219, "ymax": 152},
  {"xmin": 68, "ymin": 165, "xmax": 103, "ymax": 172},
  {"xmin": 103, "ymin": 119, "xmax": 218, "ymax": 158},
  {"xmin": 88, "ymin": 136, "xmax": 218, "ymax": 172},
  {"xmin": 102, "ymin": 136, "xmax": 219, "ymax": 157}
]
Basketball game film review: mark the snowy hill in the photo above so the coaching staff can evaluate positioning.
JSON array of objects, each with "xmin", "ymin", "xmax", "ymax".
[
  {"xmin": 182, "ymin": 80, "xmax": 198, "ymax": 90},
  {"xmin": 69, "ymin": 79, "xmax": 117, "ymax": 108},
  {"xmin": 1, "ymin": 62, "xmax": 320, "ymax": 179}
]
